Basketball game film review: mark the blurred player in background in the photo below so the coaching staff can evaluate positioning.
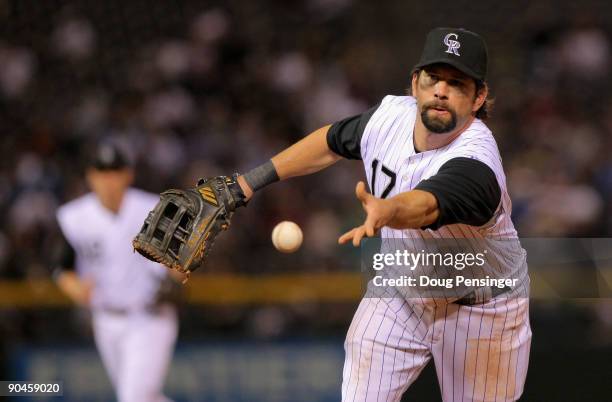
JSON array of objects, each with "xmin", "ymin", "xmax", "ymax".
[{"xmin": 53, "ymin": 140, "xmax": 179, "ymax": 402}]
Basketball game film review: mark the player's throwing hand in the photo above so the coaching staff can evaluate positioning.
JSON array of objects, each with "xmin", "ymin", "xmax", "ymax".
[{"xmin": 338, "ymin": 181, "xmax": 396, "ymax": 246}]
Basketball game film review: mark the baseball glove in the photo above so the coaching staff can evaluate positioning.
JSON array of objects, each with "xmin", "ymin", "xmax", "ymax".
[{"xmin": 132, "ymin": 174, "xmax": 247, "ymax": 279}]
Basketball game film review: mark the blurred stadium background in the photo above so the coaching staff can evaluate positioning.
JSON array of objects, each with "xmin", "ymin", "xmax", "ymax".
[{"xmin": 1, "ymin": 0, "xmax": 612, "ymax": 400}]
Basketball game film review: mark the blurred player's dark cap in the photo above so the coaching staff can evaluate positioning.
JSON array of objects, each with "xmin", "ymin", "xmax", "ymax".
[
  {"xmin": 89, "ymin": 140, "xmax": 133, "ymax": 170},
  {"xmin": 414, "ymin": 27, "xmax": 488, "ymax": 82}
]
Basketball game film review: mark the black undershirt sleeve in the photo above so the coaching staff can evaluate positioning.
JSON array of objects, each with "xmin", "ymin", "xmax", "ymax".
[
  {"xmin": 414, "ymin": 157, "xmax": 501, "ymax": 230},
  {"xmin": 51, "ymin": 221, "xmax": 76, "ymax": 274},
  {"xmin": 326, "ymin": 103, "xmax": 380, "ymax": 160}
]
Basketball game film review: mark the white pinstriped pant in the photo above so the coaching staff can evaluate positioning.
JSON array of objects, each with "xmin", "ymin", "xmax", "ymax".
[
  {"xmin": 341, "ymin": 296, "xmax": 531, "ymax": 402},
  {"xmin": 92, "ymin": 305, "xmax": 178, "ymax": 402}
]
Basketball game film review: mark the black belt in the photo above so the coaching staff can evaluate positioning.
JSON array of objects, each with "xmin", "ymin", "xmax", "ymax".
[
  {"xmin": 454, "ymin": 286, "xmax": 511, "ymax": 306},
  {"xmin": 98, "ymin": 304, "xmax": 165, "ymax": 316}
]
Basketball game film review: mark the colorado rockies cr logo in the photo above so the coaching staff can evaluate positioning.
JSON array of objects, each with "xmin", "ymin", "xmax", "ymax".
[{"xmin": 443, "ymin": 33, "xmax": 460, "ymax": 56}]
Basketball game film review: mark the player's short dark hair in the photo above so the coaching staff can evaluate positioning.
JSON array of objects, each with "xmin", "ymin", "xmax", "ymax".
[
  {"xmin": 473, "ymin": 80, "xmax": 493, "ymax": 120},
  {"xmin": 408, "ymin": 68, "xmax": 494, "ymax": 121}
]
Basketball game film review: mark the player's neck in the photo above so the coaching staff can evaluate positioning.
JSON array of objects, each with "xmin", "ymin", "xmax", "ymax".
[
  {"xmin": 413, "ymin": 116, "xmax": 474, "ymax": 152},
  {"xmin": 98, "ymin": 192, "xmax": 126, "ymax": 215}
]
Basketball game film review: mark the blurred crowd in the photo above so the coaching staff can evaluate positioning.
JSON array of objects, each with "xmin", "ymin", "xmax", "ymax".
[{"xmin": 0, "ymin": 2, "xmax": 611, "ymax": 284}]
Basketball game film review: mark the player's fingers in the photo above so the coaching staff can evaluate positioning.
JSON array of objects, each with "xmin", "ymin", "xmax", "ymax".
[
  {"xmin": 338, "ymin": 226, "xmax": 367, "ymax": 247},
  {"xmin": 352, "ymin": 226, "xmax": 367, "ymax": 247},
  {"xmin": 364, "ymin": 216, "xmax": 376, "ymax": 237},
  {"xmin": 338, "ymin": 228, "xmax": 358, "ymax": 244},
  {"xmin": 355, "ymin": 181, "xmax": 371, "ymax": 204}
]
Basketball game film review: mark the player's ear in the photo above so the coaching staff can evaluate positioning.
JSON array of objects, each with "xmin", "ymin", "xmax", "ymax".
[
  {"xmin": 123, "ymin": 169, "xmax": 135, "ymax": 185},
  {"xmin": 472, "ymin": 82, "xmax": 488, "ymax": 113},
  {"xmin": 85, "ymin": 168, "xmax": 96, "ymax": 188}
]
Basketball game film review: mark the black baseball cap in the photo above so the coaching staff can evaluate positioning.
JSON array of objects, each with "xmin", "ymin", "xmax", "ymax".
[
  {"xmin": 414, "ymin": 27, "xmax": 488, "ymax": 82},
  {"xmin": 89, "ymin": 140, "xmax": 132, "ymax": 170}
]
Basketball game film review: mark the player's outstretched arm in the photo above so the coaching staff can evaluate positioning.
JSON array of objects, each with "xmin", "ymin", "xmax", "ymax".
[
  {"xmin": 339, "ymin": 158, "xmax": 503, "ymax": 246},
  {"xmin": 133, "ymin": 124, "xmax": 345, "ymax": 274},
  {"xmin": 237, "ymin": 125, "xmax": 341, "ymax": 199},
  {"xmin": 338, "ymin": 182, "xmax": 439, "ymax": 246}
]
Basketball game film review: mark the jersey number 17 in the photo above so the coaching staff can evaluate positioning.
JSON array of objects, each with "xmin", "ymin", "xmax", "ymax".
[{"xmin": 370, "ymin": 159, "xmax": 396, "ymax": 199}]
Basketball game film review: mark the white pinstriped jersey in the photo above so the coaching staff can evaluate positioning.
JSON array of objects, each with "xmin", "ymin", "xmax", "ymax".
[
  {"xmin": 56, "ymin": 188, "xmax": 168, "ymax": 311},
  {"xmin": 361, "ymin": 95, "xmax": 517, "ymax": 239},
  {"xmin": 359, "ymin": 95, "xmax": 528, "ymax": 291}
]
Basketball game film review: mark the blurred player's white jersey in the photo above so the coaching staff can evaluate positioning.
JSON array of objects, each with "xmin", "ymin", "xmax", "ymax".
[{"xmin": 57, "ymin": 188, "xmax": 167, "ymax": 311}]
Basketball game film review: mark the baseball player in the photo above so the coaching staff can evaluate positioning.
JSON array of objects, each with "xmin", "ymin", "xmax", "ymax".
[
  {"xmin": 53, "ymin": 141, "xmax": 179, "ymax": 402},
  {"xmin": 237, "ymin": 27, "xmax": 530, "ymax": 401},
  {"xmin": 134, "ymin": 27, "xmax": 530, "ymax": 401}
]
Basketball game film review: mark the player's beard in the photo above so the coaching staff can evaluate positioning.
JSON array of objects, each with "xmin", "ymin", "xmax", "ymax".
[{"xmin": 420, "ymin": 102, "xmax": 457, "ymax": 134}]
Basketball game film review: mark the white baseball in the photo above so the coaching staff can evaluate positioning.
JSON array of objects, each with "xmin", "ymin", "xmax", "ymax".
[{"xmin": 271, "ymin": 221, "xmax": 303, "ymax": 253}]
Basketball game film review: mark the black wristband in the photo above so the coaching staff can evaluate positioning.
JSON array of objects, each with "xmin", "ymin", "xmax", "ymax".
[{"xmin": 242, "ymin": 160, "xmax": 279, "ymax": 192}]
